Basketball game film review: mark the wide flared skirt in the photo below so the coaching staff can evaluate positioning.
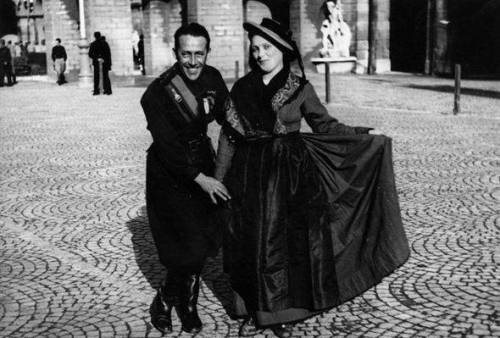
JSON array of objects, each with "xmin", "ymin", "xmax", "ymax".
[{"xmin": 223, "ymin": 133, "xmax": 409, "ymax": 326}]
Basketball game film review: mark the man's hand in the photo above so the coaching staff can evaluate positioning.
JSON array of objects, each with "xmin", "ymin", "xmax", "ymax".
[{"xmin": 194, "ymin": 173, "xmax": 231, "ymax": 204}]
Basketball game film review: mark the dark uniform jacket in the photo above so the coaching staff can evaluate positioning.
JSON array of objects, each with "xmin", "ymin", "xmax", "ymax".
[
  {"xmin": 51, "ymin": 45, "xmax": 67, "ymax": 61},
  {"xmin": 89, "ymin": 38, "xmax": 112, "ymax": 70},
  {"xmin": 140, "ymin": 62, "xmax": 229, "ymax": 271},
  {"xmin": 0, "ymin": 46, "xmax": 11, "ymax": 65}
]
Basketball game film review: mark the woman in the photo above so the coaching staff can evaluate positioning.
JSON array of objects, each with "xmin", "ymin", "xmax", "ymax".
[{"xmin": 215, "ymin": 18, "xmax": 409, "ymax": 337}]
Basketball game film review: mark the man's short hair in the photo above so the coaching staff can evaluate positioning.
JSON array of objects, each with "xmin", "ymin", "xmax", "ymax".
[
  {"xmin": 94, "ymin": 31, "xmax": 101, "ymax": 39},
  {"xmin": 174, "ymin": 23, "xmax": 210, "ymax": 51},
  {"xmin": 56, "ymin": 38, "xmax": 61, "ymax": 43}
]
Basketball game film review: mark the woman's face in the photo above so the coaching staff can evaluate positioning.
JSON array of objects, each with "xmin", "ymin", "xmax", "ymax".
[{"xmin": 251, "ymin": 35, "xmax": 284, "ymax": 74}]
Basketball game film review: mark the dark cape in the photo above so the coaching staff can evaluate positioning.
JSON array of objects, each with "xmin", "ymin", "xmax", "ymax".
[{"xmin": 219, "ymin": 69, "xmax": 410, "ymax": 326}]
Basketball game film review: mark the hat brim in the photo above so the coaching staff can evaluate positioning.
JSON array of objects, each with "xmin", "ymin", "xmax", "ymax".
[{"xmin": 243, "ymin": 21, "xmax": 294, "ymax": 52}]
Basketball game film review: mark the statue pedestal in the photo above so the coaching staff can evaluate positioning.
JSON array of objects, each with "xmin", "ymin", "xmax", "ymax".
[{"xmin": 311, "ymin": 56, "xmax": 357, "ymax": 74}]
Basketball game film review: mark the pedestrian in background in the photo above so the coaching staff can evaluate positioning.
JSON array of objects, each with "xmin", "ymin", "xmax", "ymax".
[
  {"xmin": 7, "ymin": 41, "xmax": 17, "ymax": 85},
  {"xmin": 138, "ymin": 34, "xmax": 145, "ymax": 75},
  {"xmin": 51, "ymin": 38, "xmax": 67, "ymax": 85},
  {"xmin": 0, "ymin": 39, "xmax": 13, "ymax": 87},
  {"xmin": 89, "ymin": 32, "xmax": 112, "ymax": 95}
]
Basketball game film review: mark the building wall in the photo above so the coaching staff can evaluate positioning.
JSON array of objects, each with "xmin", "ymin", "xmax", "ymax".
[
  {"xmin": 143, "ymin": 0, "xmax": 182, "ymax": 76},
  {"xmin": 289, "ymin": 0, "xmax": 323, "ymax": 67},
  {"xmin": 245, "ymin": 1, "xmax": 272, "ymax": 23},
  {"xmin": 187, "ymin": 0, "xmax": 245, "ymax": 79},
  {"xmin": 37, "ymin": 0, "xmax": 394, "ymax": 77},
  {"xmin": 43, "ymin": 0, "xmax": 80, "ymax": 78}
]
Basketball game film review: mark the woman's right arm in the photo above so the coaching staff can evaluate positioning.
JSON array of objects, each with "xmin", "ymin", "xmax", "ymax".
[
  {"xmin": 214, "ymin": 96, "xmax": 246, "ymax": 181},
  {"xmin": 214, "ymin": 130, "xmax": 236, "ymax": 181}
]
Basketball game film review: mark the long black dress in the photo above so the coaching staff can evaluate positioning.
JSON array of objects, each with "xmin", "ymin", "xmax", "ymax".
[{"xmin": 215, "ymin": 68, "xmax": 410, "ymax": 326}]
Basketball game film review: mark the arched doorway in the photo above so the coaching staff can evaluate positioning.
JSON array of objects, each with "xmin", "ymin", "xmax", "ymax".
[
  {"xmin": 7, "ymin": 0, "xmax": 47, "ymax": 75},
  {"xmin": 390, "ymin": 0, "xmax": 428, "ymax": 73}
]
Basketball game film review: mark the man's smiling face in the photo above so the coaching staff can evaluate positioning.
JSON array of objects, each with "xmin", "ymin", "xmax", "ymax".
[{"xmin": 175, "ymin": 35, "xmax": 209, "ymax": 81}]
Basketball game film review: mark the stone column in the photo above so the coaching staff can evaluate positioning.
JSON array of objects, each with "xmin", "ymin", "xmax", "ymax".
[
  {"xmin": 143, "ymin": 0, "xmax": 182, "ymax": 76},
  {"xmin": 375, "ymin": 0, "xmax": 391, "ymax": 72},
  {"xmin": 360, "ymin": 0, "xmax": 391, "ymax": 74},
  {"xmin": 186, "ymin": 0, "xmax": 244, "ymax": 79},
  {"xmin": 355, "ymin": 0, "xmax": 369, "ymax": 73},
  {"xmin": 289, "ymin": 0, "xmax": 323, "ymax": 67},
  {"xmin": 77, "ymin": 0, "xmax": 92, "ymax": 87}
]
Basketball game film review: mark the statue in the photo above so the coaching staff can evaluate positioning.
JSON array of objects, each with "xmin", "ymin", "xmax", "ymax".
[{"xmin": 319, "ymin": 0, "xmax": 352, "ymax": 58}]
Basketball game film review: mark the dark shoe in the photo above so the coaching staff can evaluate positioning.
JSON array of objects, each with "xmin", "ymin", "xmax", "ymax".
[
  {"xmin": 103, "ymin": 91, "xmax": 112, "ymax": 95},
  {"xmin": 92, "ymin": 92, "xmax": 100, "ymax": 95},
  {"xmin": 176, "ymin": 274, "xmax": 202, "ymax": 334},
  {"xmin": 149, "ymin": 270, "xmax": 182, "ymax": 335},
  {"xmin": 149, "ymin": 289, "xmax": 174, "ymax": 334},
  {"xmin": 271, "ymin": 324, "xmax": 294, "ymax": 338},
  {"xmin": 239, "ymin": 317, "xmax": 264, "ymax": 336}
]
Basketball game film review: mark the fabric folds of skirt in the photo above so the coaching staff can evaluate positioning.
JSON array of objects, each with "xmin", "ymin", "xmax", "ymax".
[{"xmin": 223, "ymin": 133, "xmax": 410, "ymax": 326}]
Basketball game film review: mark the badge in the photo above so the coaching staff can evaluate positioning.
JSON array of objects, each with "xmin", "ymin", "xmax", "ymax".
[
  {"xmin": 171, "ymin": 88, "xmax": 182, "ymax": 103},
  {"xmin": 203, "ymin": 98, "xmax": 210, "ymax": 115}
]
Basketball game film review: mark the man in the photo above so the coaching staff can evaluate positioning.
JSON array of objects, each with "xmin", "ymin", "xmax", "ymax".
[
  {"xmin": 140, "ymin": 23, "xmax": 230, "ymax": 335},
  {"xmin": 51, "ymin": 38, "xmax": 67, "ymax": 85},
  {"xmin": 88, "ymin": 32, "xmax": 112, "ymax": 95},
  {"xmin": 7, "ymin": 41, "xmax": 16, "ymax": 85},
  {"xmin": 0, "ymin": 39, "xmax": 13, "ymax": 87},
  {"xmin": 137, "ymin": 34, "xmax": 145, "ymax": 75}
]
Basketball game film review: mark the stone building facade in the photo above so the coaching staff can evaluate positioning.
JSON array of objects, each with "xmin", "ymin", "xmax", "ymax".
[
  {"xmin": 7, "ymin": 0, "xmax": 498, "ymax": 79},
  {"xmin": 35, "ymin": 0, "xmax": 392, "ymax": 79}
]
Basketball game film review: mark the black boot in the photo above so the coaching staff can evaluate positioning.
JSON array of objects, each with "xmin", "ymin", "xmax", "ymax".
[
  {"xmin": 149, "ymin": 272, "xmax": 179, "ymax": 335},
  {"xmin": 176, "ymin": 274, "xmax": 202, "ymax": 334}
]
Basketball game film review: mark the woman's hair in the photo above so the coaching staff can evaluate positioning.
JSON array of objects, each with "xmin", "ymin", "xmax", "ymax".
[{"xmin": 247, "ymin": 32, "xmax": 295, "ymax": 71}]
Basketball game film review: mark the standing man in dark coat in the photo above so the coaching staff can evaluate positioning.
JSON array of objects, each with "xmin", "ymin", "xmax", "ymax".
[
  {"xmin": 140, "ymin": 23, "xmax": 230, "ymax": 335},
  {"xmin": 7, "ymin": 41, "xmax": 16, "ymax": 85},
  {"xmin": 0, "ymin": 39, "xmax": 13, "ymax": 87},
  {"xmin": 137, "ymin": 34, "xmax": 145, "ymax": 75},
  {"xmin": 51, "ymin": 38, "xmax": 67, "ymax": 85},
  {"xmin": 88, "ymin": 32, "xmax": 112, "ymax": 95}
]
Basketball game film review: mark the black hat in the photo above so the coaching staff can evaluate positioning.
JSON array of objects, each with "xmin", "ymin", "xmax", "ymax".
[
  {"xmin": 243, "ymin": 18, "xmax": 307, "ymax": 80},
  {"xmin": 243, "ymin": 18, "xmax": 294, "ymax": 53}
]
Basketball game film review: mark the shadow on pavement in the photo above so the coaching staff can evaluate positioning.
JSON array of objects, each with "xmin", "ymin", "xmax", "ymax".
[
  {"xmin": 126, "ymin": 205, "xmax": 166, "ymax": 289},
  {"xmin": 405, "ymin": 84, "xmax": 500, "ymax": 99},
  {"xmin": 201, "ymin": 252, "xmax": 237, "ymax": 319}
]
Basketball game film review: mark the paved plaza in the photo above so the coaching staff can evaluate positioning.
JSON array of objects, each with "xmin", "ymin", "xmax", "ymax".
[{"xmin": 0, "ymin": 71, "xmax": 499, "ymax": 338}]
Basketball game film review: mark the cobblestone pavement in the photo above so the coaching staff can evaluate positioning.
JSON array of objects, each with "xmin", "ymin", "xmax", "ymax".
[{"xmin": 1, "ymin": 71, "xmax": 499, "ymax": 338}]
